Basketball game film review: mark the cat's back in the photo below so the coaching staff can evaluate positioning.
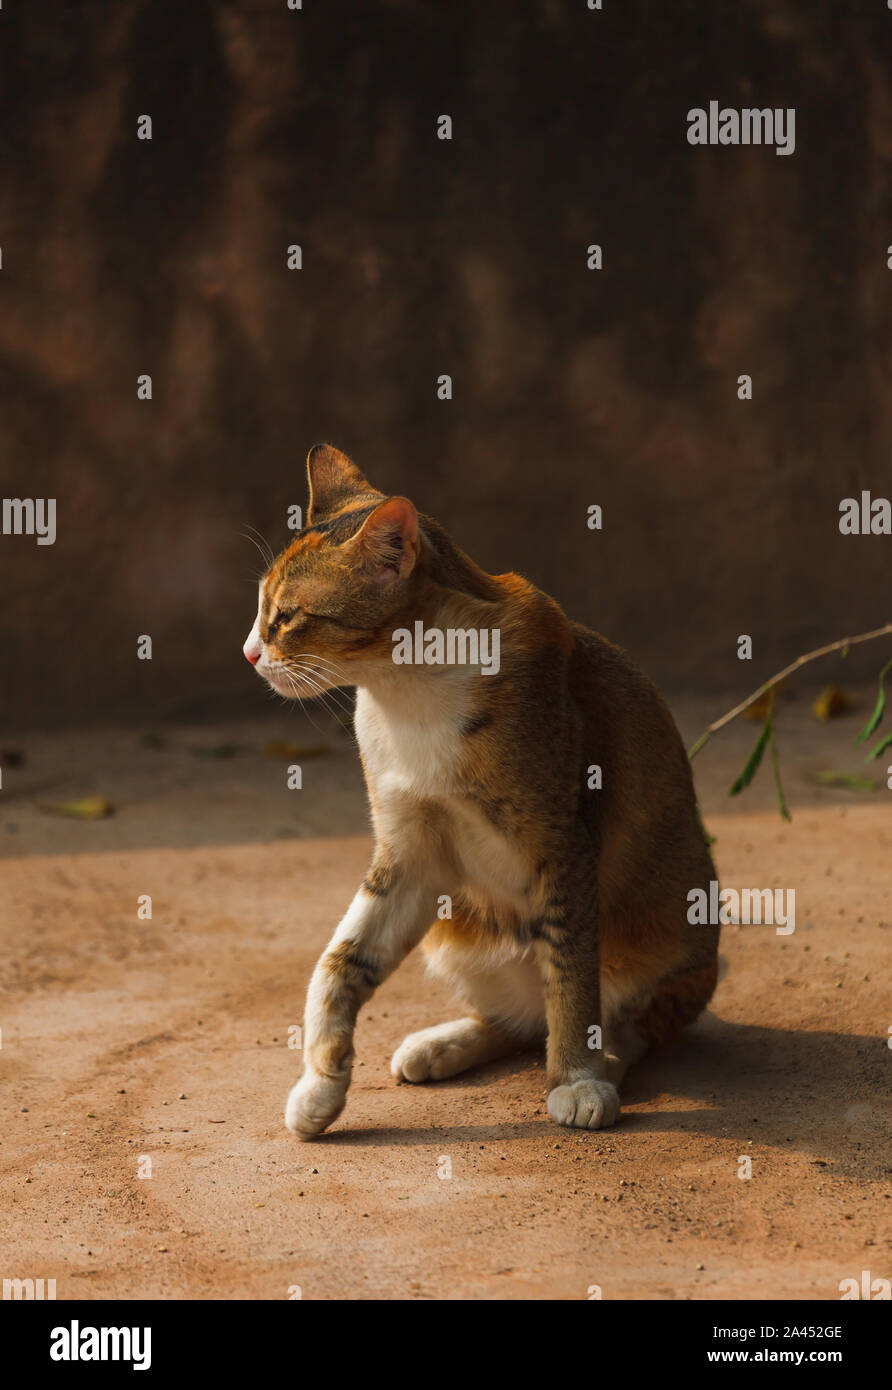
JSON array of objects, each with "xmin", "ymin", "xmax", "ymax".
[{"xmin": 569, "ymin": 618, "xmax": 692, "ymax": 768}]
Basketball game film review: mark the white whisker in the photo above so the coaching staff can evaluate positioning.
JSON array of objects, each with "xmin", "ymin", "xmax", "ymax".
[
  {"xmin": 282, "ymin": 662, "xmax": 355, "ymax": 727},
  {"xmin": 282, "ymin": 661, "xmax": 355, "ymax": 718},
  {"xmin": 241, "ymin": 524, "xmax": 276, "ymax": 573}
]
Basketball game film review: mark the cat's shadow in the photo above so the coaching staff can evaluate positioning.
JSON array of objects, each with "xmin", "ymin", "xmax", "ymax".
[{"xmin": 323, "ymin": 1014, "xmax": 890, "ymax": 1179}]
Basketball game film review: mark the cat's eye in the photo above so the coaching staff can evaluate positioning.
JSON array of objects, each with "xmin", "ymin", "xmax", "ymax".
[{"xmin": 269, "ymin": 608, "xmax": 299, "ymax": 634}]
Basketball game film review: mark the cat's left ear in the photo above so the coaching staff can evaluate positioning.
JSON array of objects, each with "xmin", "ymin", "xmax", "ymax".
[
  {"xmin": 346, "ymin": 497, "xmax": 419, "ymax": 585},
  {"xmin": 306, "ymin": 443, "xmax": 376, "ymax": 523}
]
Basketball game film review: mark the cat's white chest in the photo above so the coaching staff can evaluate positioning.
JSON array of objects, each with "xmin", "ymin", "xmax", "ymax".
[
  {"xmin": 355, "ymin": 685, "xmax": 465, "ymax": 799},
  {"xmin": 355, "ymin": 685, "xmax": 531, "ymax": 911},
  {"xmin": 447, "ymin": 799, "xmax": 531, "ymax": 912}
]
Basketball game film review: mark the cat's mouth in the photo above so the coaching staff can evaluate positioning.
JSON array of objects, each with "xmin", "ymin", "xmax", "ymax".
[{"xmin": 260, "ymin": 661, "xmax": 333, "ymax": 700}]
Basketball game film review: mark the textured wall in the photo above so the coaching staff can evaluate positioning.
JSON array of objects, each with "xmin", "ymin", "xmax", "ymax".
[{"xmin": 1, "ymin": 0, "xmax": 890, "ymax": 728}]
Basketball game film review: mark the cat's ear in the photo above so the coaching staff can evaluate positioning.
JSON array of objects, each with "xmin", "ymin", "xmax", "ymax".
[
  {"xmin": 346, "ymin": 497, "xmax": 419, "ymax": 586},
  {"xmin": 306, "ymin": 443, "xmax": 374, "ymax": 522}
]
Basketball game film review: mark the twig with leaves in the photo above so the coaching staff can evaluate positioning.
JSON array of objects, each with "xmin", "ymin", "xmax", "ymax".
[{"xmin": 688, "ymin": 621, "xmax": 892, "ymax": 820}]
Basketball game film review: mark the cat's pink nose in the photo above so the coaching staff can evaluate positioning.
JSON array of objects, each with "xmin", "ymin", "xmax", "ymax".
[{"xmin": 243, "ymin": 635, "xmax": 262, "ymax": 665}]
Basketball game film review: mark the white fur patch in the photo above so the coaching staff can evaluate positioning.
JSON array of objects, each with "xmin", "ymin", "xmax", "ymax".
[{"xmin": 391, "ymin": 1018, "xmax": 513, "ymax": 1082}]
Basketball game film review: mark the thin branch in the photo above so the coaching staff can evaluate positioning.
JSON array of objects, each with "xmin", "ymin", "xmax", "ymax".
[{"xmin": 688, "ymin": 621, "xmax": 892, "ymax": 760}]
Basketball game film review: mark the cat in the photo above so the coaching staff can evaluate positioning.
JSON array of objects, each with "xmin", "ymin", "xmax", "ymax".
[{"xmin": 243, "ymin": 444, "xmax": 720, "ymax": 1137}]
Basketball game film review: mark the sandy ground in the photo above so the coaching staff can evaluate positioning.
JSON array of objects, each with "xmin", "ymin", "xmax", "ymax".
[{"xmin": 1, "ymin": 690, "xmax": 890, "ymax": 1300}]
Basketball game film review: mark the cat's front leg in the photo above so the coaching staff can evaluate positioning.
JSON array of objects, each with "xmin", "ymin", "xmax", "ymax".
[
  {"xmin": 285, "ymin": 862, "xmax": 433, "ymax": 1138},
  {"xmin": 535, "ymin": 845, "xmax": 621, "ymax": 1131}
]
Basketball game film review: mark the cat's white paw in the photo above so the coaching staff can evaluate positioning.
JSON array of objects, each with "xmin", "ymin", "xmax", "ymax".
[
  {"xmin": 546, "ymin": 1078, "xmax": 621, "ymax": 1130},
  {"xmin": 285, "ymin": 1073, "xmax": 347, "ymax": 1139},
  {"xmin": 391, "ymin": 1029, "xmax": 470, "ymax": 1082},
  {"xmin": 391, "ymin": 1018, "xmax": 504, "ymax": 1083}
]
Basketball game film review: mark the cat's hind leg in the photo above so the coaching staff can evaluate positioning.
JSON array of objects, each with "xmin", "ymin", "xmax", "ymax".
[
  {"xmin": 598, "ymin": 953, "xmax": 719, "ymax": 1086},
  {"xmin": 391, "ymin": 925, "xmax": 545, "ymax": 1084},
  {"xmin": 602, "ymin": 1018, "xmax": 648, "ymax": 1087}
]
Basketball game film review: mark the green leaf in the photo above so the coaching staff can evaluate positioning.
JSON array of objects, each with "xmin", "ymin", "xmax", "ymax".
[
  {"xmin": 769, "ymin": 719, "xmax": 792, "ymax": 822},
  {"xmin": 866, "ymin": 729, "xmax": 892, "ymax": 762},
  {"xmin": 816, "ymin": 770, "xmax": 875, "ymax": 792},
  {"xmin": 857, "ymin": 657, "xmax": 892, "ymax": 744},
  {"xmin": 729, "ymin": 717, "xmax": 772, "ymax": 797}
]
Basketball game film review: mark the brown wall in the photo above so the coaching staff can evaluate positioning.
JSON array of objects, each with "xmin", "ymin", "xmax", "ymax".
[{"xmin": 1, "ymin": 0, "xmax": 890, "ymax": 729}]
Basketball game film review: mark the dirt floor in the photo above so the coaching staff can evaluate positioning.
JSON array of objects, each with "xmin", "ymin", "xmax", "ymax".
[{"xmin": 1, "ymin": 689, "xmax": 890, "ymax": 1300}]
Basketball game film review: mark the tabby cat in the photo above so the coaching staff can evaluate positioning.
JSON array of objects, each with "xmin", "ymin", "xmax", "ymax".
[{"xmin": 243, "ymin": 444, "xmax": 719, "ymax": 1137}]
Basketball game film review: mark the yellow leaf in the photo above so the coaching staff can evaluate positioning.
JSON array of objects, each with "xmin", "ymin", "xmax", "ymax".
[
  {"xmin": 742, "ymin": 682, "xmax": 785, "ymax": 721},
  {"xmin": 262, "ymin": 741, "xmax": 331, "ymax": 759},
  {"xmin": 39, "ymin": 796, "xmax": 115, "ymax": 820},
  {"xmin": 811, "ymin": 685, "xmax": 855, "ymax": 722}
]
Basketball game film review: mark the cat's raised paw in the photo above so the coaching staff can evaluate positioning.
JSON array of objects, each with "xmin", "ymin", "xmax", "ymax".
[
  {"xmin": 285, "ymin": 1073, "xmax": 346, "ymax": 1139},
  {"xmin": 546, "ymin": 1078, "xmax": 621, "ymax": 1130}
]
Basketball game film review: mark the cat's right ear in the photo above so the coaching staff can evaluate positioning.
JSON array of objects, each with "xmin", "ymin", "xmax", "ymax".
[
  {"xmin": 345, "ymin": 497, "xmax": 419, "ymax": 586},
  {"xmin": 306, "ymin": 443, "xmax": 373, "ymax": 523}
]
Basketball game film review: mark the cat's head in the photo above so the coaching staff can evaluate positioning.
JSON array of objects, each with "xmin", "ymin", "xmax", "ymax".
[{"xmin": 243, "ymin": 444, "xmax": 420, "ymax": 698}]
